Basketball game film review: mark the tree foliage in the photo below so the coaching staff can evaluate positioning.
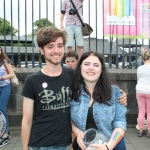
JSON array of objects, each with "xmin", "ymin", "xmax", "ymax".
[
  {"xmin": 34, "ymin": 18, "xmax": 53, "ymax": 33},
  {"xmin": 0, "ymin": 17, "xmax": 18, "ymax": 35}
]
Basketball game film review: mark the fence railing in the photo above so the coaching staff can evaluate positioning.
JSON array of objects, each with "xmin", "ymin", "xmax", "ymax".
[{"xmin": 0, "ymin": 0, "xmax": 150, "ymax": 69}]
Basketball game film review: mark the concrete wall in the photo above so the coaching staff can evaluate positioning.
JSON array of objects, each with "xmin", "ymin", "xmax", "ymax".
[{"xmin": 8, "ymin": 68, "xmax": 138, "ymax": 126}]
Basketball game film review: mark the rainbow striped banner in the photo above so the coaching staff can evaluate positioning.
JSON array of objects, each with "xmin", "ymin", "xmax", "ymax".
[
  {"xmin": 115, "ymin": 0, "xmax": 130, "ymax": 18},
  {"xmin": 104, "ymin": 0, "xmax": 150, "ymax": 39}
]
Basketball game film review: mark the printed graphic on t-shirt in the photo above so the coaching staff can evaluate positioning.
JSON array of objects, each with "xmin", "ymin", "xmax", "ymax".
[{"xmin": 39, "ymin": 86, "xmax": 72, "ymax": 110}]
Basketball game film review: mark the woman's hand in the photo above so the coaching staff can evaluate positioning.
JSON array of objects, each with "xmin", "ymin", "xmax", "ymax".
[
  {"xmin": 76, "ymin": 131, "xmax": 86, "ymax": 150},
  {"xmin": 88, "ymin": 144, "xmax": 108, "ymax": 150}
]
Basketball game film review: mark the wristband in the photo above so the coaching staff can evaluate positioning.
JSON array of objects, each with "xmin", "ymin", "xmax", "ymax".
[
  {"xmin": 105, "ymin": 145, "xmax": 109, "ymax": 150},
  {"xmin": 0, "ymin": 76, "xmax": 4, "ymax": 81}
]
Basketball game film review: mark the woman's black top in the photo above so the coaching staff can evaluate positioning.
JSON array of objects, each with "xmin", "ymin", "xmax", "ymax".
[{"xmin": 86, "ymin": 106, "xmax": 98, "ymax": 130}]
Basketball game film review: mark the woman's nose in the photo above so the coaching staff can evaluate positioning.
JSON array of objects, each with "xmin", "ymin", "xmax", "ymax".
[{"xmin": 89, "ymin": 64, "xmax": 93, "ymax": 69}]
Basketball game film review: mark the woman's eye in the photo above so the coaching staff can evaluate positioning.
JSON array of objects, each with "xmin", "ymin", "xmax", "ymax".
[{"xmin": 94, "ymin": 64, "xmax": 99, "ymax": 67}]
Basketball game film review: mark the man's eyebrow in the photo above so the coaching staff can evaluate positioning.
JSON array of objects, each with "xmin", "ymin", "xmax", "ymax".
[
  {"xmin": 46, "ymin": 43, "xmax": 63, "ymax": 46},
  {"xmin": 58, "ymin": 43, "xmax": 63, "ymax": 45}
]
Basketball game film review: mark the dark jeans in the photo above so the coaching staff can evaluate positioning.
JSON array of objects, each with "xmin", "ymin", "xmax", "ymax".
[{"xmin": 29, "ymin": 145, "xmax": 70, "ymax": 150}]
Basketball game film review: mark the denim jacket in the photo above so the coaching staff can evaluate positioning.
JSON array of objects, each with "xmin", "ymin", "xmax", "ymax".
[{"xmin": 70, "ymin": 85, "xmax": 127, "ymax": 138}]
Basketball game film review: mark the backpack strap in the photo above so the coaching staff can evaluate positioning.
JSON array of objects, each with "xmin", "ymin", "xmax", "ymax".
[{"xmin": 3, "ymin": 63, "xmax": 9, "ymax": 74}]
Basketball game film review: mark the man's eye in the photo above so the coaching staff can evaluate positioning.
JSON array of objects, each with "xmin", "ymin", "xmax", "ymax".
[
  {"xmin": 47, "ymin": 46, "xmax": 52, "ymax": 49},
  {"xmin": 58, "ymin": 45, "xmax": 63, "ymax": 48}
]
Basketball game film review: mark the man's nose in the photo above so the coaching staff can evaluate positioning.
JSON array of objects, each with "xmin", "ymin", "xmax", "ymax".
[{"xmin": 53, "ymin": 46, "xmax": 59, "ymax": 52}]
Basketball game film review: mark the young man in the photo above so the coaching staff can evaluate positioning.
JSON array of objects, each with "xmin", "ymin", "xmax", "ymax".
[
  {"xmin": 60, "ymin": 0, "xmax": 84, "ymax": 59},
  {"xmin": 21, "ymin": 26, "xmax": 73, "ymax": 150},
  {"xmin": 21, "ymin": 26, "xmax": 127, "ymax": 150},
  {"xmin": 64, "ymin": 51, "xmax": 79, "ymax": 70}
]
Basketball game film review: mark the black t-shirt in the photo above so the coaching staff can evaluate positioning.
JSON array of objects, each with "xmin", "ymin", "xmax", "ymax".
[{"xmin": 22, "ymin": 67, "xmax": 74, "ymax": 147}]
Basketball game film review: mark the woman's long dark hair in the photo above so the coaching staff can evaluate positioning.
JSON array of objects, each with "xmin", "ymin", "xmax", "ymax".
[
  {"xmin": 72, "ymin": 51, "xmax": 112, "ymax": 105},
  {"xmin": 0, "ymin": 47, "xmax": 11, "ymax": 66}
]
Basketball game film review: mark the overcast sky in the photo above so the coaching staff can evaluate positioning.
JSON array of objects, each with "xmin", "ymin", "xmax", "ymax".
[{"xmin": 0, "ymin": 0, "xmax": 103, "ymax": 38}]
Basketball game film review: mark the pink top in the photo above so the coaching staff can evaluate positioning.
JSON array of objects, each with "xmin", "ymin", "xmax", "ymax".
[{"xmin": 61, "ymin": 0, "xmax": 84, "ymax": 26}]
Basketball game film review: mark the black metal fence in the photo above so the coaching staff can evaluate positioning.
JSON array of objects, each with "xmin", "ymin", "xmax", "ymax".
[{"xmin": 0, "ymin": 0, "xmax": 150, "ymax": 68}]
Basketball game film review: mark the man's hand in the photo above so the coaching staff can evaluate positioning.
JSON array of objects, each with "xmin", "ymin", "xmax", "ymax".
[
  {"xmin": 60, "ymin": 13, "xmax": 65, "ymax": 30},
  {"xmin": 118, "ymin": 89, "xmax": 127, "ymax": 106},
  {"xmin": 60, "ymin": 24, "xmax": 64, "ymax": 31}
]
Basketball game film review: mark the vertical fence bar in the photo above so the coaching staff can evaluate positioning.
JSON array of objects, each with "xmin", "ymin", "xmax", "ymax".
[
  {"xmin": 53, "ymin": 0, "xmax": 55, "ymax": 26},
  {"xmin": 135, "ymin": 39, "xmax": 138, "ymax": 68},
  {"xmin": 102, "ymin": 0, "xmax": 104, "ymax": 55},
  {"xmin": 134, "ymin": 0, "xmax": 138, "ymax": 69},
  {"xmin": 116, "ymin": 38, "xmax": 118, "ymax": 68},
  {"xmin": 109, "ymin": 38, "xmax": 113, "ymax": 68},
  {"xmin": 17, "ymin": 0, "xmax": 21, "ymax": 67},
  {"xmin": 3, "ymin": 0, "xmax": 6, "ymax": 53},
  {"xmin": 46, "ymin": 0, "xmax": 48, "ymax": 26},
  {"xmin": 38, "ymin": 0, "xmax": 42, "ymax": 68},
  {"xmin": 95, "ymin": 0, "xmax": 98, "ymax": 51},
  {"xmin": 122, "ymin": 11, "xmax": 125, "ymax": 69},
  {"xmin": 88, "ymin": 0, "xmax": 91, "ymax": 51},
  {"xmin": 149, "ymin": 39, "xmax": 150, "ymax": 52},
  {"xmin": 109, "ymin": 0, "xmax": 113, "ymax": 68},
  {"xmin": 25, "ymin": 0, "xmax": 28, "ymax": 68},
  {"xmin": 129, "ymin": 39, "xmax": 132, "ymax": 69},
  {"xmin": 31, "ymin": 0, "xmax": 35, "ymax": 67},
  {"xmin": 10, "ymin": 0, "xmax": 14, "ymax": 65},
  {"xmin": 122, "ymin": 38, "xmax": 125, "ymax": 69}
]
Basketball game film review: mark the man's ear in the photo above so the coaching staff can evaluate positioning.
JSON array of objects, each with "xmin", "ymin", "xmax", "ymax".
[{"xmin": 39, "ymin": 47, "xmax": 44, "ymax": 55}]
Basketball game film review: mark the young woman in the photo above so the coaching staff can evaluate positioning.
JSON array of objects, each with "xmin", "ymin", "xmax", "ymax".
[
  {"xmin": 136, "ymin": 49, "xmax": 150, "ymax": 138},
  {"xmin": 71, "ymin": 51, "xmax": 127, "ymax": 150},
  {"xmin": 0, "ymin": 46, "xmax": 14, "ymax": 147}
]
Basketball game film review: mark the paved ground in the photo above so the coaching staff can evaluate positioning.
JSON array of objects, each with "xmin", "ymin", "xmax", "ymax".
[{"xmin": 1, "ymin": 125, "xmax": 150, "ymax": 150}]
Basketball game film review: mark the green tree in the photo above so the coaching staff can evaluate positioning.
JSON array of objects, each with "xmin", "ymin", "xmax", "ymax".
[
  {"xmin": 22, "ymin": 34, "xmax": 32, "ymax": 37},
  {"xmin": 34, "ymin": 18, "xmax": 53, "ymax": 33},
  {"xmin": 0, "ymin": 17, "xmax": 18, "ymax": 35}
]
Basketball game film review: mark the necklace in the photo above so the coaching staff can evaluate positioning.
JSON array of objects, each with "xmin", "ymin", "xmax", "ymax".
[
  {"xmin": 43, "ymin": 68, "xmax": 66, "ymax": 113},
  {"xmin": 43, "ymin": 68, "xmax": 62, "ymax": 96}
]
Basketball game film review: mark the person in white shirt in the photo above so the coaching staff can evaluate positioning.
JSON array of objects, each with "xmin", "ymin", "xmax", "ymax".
[{"xmin": 136, "ymin": 49, "xmax": 150, "ymax": 138}]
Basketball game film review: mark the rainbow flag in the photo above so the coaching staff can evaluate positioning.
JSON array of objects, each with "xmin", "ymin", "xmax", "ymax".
[
  {"xmin": 124, "ymin": 0, "xmax": 130, "ymax": 17},
  {"xmin": 108, "ymin": 0, "xmax": 130, "ymax": 17},
  {"xmin": 113, "ymin": 131, "xmax": 122, "ymax": 144}
]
